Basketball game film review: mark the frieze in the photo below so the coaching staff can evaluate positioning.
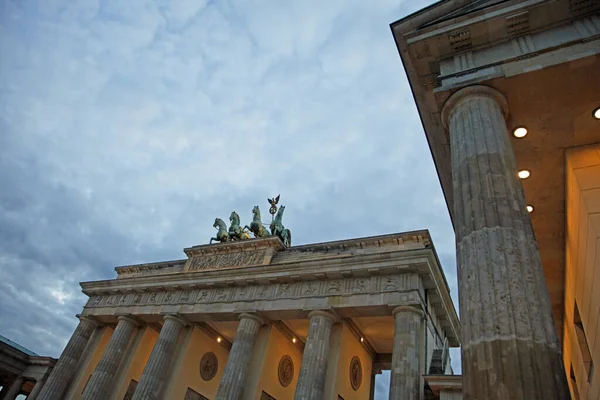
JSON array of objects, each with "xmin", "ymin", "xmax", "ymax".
[
  {"xmin": 352, "ymin": 278, "xmax": 367, "ymax": 293},
  {"xmin": 85, "ymin": 272, "xmax": 419, "ymax": 310},
  {"xmin": 187, "ymin": 250, "xmax": 266, "ymax": 272},
  {"xmin": 196, "ymin": 289, "xmax": 212, "ymax": 303}
]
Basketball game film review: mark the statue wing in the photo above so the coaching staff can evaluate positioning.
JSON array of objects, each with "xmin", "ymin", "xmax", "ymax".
[
  {"xmin": 268, "ymin": 198, "xmax": 273, "ymax": 205},
  {"xmin": 275, "ymin": 194, "xmax": 280, "ymax": 204}
]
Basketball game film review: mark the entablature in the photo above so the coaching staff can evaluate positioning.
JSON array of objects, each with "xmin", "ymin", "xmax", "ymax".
[{"xmin": 80, "ymin": 232, "xmax": 460, "ymax": 347}]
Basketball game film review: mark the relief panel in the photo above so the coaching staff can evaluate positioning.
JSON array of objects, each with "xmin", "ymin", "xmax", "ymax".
[{"xmin": 188, "ymin": 250, "xmax": 266, "ymax": 272}]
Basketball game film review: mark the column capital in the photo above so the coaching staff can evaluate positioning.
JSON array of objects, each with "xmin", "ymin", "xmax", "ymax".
[
  {"xmin": 77, "ymin": 315, "xmax": 100, "ymax": 328},
  {"xmin": 238, "ymin": 313, "xmax": 264, "ymax": 325},
  {"xmin": 307, "ymin": 310, "xmax": 337, "ymax": 322},
  {"xmin": 441, "ymin": 85, "xmax": 509, "ymax": 129},
  {"xmin": 117, "ymin": 315, "xmax": 139, "ymax": 327},
  {"xmin": 392, "ymin": 305, "xmax": 424, "ymax": 318},
  {"xmin": 162, "ymin": 314, "xmax": 187, "ymax": 326}
]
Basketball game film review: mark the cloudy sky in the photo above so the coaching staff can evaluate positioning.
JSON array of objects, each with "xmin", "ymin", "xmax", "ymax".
[{"xmin": 0, "ymin": 0, "xmax": 459, "ymax": 397}]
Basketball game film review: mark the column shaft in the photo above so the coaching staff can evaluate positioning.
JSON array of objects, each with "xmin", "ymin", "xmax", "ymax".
[
  {"xmin": 216, "ymin": 313, "xmax": 263, "ymax": 400},
  {"xmin": 294, "ymin": 310, "xmax": 335, "ymax": 400},
  {"xmin": 81, "ymin": 316, "xmax": 138, "ymax": 400},
  {"xmin": 28, "ymin": 378, "xmax": 46, "ymax": 400},
  {"xmin": 442, "ymin": 85, "xmax": 570, "ymax": 399},
  {"xmin": 4, "ymin": 376, "xmax": 24, "ymax": 400},
  {"xmin": 37, "ymin": 316, "xmax": 98, "ymax": 400},
  {"xmin": 389, "ymin": 306, "xmax": 422, "ymax": 400},
  {"xmin": 132, "ymin": 315, "xmax": 185, "ymax": 400}
]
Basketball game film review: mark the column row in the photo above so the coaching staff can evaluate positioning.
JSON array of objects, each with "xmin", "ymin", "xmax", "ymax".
[{"xmin": 37, "ymin": 307, "xmax": 424, "ymax": 400}]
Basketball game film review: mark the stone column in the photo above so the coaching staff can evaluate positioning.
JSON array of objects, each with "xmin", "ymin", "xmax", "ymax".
[
  {"xmin": 132, "ymin": 314, "xmax": 186, "ymax": 400},
  {"xmin": 294, "ymin": 310, "xmax": 335, "ymax": 400},
  {"xmin": 216, "ymin": 313, "xmax": 264, "ymax": 400},
  {"xmin": 4, "ymin": 376, "xmax": 24, "ymax": 400},
  {"xmin": 37, "ymin": 316, "xmax": 98, "ymax": 400},
  {"xmin": 81, "ymin": 315, "xmax": 138, "ymax": 400},
  {"xmin": 441, "ymin": 85, "xmax": 570, "ymax": 400},
  {"xmin": 27, "ymin": 377, "xmax": 47, "ymax": 400},
  {"xmin": 389, "ymin": 306, "xmax": 423, "ymax": 400}
]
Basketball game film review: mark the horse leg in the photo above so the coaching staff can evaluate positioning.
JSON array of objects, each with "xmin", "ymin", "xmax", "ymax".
[{"xmin": 285, "ymin": 229, "xmax": 291, "ymax": 246}]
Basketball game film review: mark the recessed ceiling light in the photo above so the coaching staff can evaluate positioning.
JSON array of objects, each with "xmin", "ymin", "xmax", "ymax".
[
  {"xmin": 593, "ymin": 107, "xmax": 600, "ymax": 120},
  {"xmin": 292, "ymin": 338, "xmax": 296, "ymax": 343},
  {"xmin": 518, "ymin": 169, "xmax": 530, "ymax": 179},
  {"xmin": 513, "ymin": 126, "xmax": 528, "ymax": 138},
  {"xmin": 217, "ymin": 337, "xmax": 222, "ymax": 343},
  {"xmin": 360, "ymin": 337, "xmax": 364, "ymax": 343},
  {"xmin": 527, "ymin": 205, "xmax": 534, "ymax": 213}
]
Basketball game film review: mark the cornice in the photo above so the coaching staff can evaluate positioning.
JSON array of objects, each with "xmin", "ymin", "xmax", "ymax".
[
  {"xmin": 111, "ymin": 231, "xmax": 432, "ymax": 279},
  {"xmin": 80, "ymin": 248, "xmax": 433, "ymax": 293}
]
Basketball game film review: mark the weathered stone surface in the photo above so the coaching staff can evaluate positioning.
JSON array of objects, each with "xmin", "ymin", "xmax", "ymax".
[
  {"xmin": 215, "ymin": 313, "xmax": 263, "ymax": 400},
  {"xmin": 389, "ymin": 306, "xmax": 423, "ymax": 400},
  {"xmin": 37, "ymin": 316, "xmax": 98, "ymax": 400},
  {"xmin": 82, "ymin": 315, "xmax": 138, "ymax": 400},
  {"xmin": 294, "ymin": 310, "xmax": 335, "ymax": 400},
  {"xmin": 132, "ymin": 314, "xmax": 186, "ymax": 400},
  {"xmin": 442, "ymin": 85, "xmax": 570, "ymax": 399}
]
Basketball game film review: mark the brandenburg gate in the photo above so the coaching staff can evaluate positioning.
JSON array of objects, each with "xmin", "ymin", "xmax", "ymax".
[{"xmin": 36, "ymin": 203, "xmax": 459, "ymax": 400}]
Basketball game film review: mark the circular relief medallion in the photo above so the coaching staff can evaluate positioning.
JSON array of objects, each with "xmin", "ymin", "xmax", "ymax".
[
  {"xmin": 200, "ymin": 352, "xmax": 218, "ymax": 381},
  {"xmin": 350, "ymin": 356, "xmax": 362, "ymax": 391},
  {"xmin": 278, "ymin": 355, "xmax": 294, "ymax": 387}
]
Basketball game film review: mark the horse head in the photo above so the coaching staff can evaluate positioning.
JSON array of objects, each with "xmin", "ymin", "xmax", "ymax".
[
  {"xmin": 275, "ymin": 205, "xmax": 285, "ymax": 222},
  {"xmin": 252, "ymin": 205, "xmax": 260, "ymax": 220},
  {"xmin": 230, "ymin": 211, "xmax": 239, "ymax": 225},
  {"xmin": 213, "ymin": 218, "xmax": 226, "ymax": 231}
]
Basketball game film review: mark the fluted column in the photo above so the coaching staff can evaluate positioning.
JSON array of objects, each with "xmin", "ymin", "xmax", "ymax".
[
  {"xmin": 389, "ymin": 306, "xmax": 423, "ymax": 400},
  {"xmin": 441, "ymin": 85, "xmax": 570, "ymax": 399},
  {"xmin": 4, "ymin": 376, "xmax": 24, "ymax": 400},
  {"xmin": 294, "ymin": 310, "xmax": 335, "ymax": 400},
  {"xmin": 27, "ymin": 376, "xmax": 47, "ymax": 400},
  {"xmin": 216, "ymin": 313, "xmax": 264, "ymax": 400},
  {"xmin": 132, "ymin": 314, "xmax": 186, "ymax": 400},
  {"xmin": 81, "ymin": 315, "xmax": 138, "ymax": 400},
  {"xmin": 38, "ymin": 316, "xmax": 98, "ymax": 400}
]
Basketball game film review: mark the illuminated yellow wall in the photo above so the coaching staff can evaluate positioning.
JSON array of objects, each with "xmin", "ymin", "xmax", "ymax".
[
  {"xmin": 324, "ymin": 324, "xmax": 373, "ymax": 400},
  {"xmin": 165, "ymin": 326, "xmax": 230, "ymax": 400},
  {"xmin": 66, "ymin": 326, "xmax": 113, "ymax": 400},
  {"xmin": 251, "ymin": 325, "xmax": 303, "ymax": 399},
  {"xmin": 564, "ymin": 145, "xmax": 600, "ymax": 400},
  {"xmin": 113, "ymin": 327, "xmax": 158, "ymax": 399}
]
